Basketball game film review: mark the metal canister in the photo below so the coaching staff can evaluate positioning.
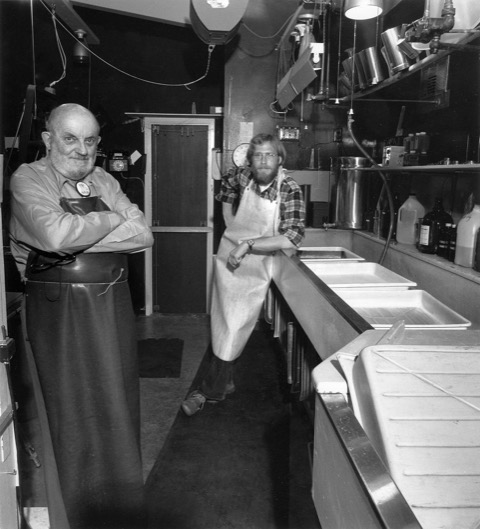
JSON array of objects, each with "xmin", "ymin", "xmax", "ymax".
[
  {"xmin": 381, "ymin": 27, "xmax": 410, "ymax": 74},
  {"xmin": 364, "ymin": 46, "xmax": 385, "ymax": 85},
  {"xmin": 332, "ymin": 157, "xmax": 370, "ymax": 229}
]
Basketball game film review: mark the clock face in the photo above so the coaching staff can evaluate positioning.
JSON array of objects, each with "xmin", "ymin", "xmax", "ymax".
[
  {"xmin": 232, "ymin": 143, "xmax": 250, "ymax": 167},
  {"xmin": 110, "ymin": 159, "xmax": 128, "ymax": 172}
]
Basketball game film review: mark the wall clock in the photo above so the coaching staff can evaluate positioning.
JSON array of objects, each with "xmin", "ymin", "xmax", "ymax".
[{"xmin": 232, "ymin": 143, "xmax": 250, "ymax": 167}]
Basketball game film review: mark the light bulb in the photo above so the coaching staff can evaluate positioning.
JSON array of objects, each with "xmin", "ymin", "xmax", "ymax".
[
  {"xmin": 344, "ymin": 0, "xmax": 383, "ymax": 20},
  {"xmin": 73, "ymin": 30, "xmax": 89, "ymax": 65}
]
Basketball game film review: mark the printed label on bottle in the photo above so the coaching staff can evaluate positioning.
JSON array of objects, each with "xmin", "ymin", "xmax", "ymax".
[{"xmin": 419, "ymin": 224, "xmax": 430, "ymax": 245}]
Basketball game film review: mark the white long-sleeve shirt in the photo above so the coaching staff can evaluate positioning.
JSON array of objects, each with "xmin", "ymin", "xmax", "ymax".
[{"xmin": 9, "ymin": 157, "xmax": 153, "ymax": 277}]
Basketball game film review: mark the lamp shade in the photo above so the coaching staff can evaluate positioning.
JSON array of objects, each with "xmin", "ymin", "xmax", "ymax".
[{"xmin": 344, "ymin": 0, "xmax": 383, "ymax": 20}]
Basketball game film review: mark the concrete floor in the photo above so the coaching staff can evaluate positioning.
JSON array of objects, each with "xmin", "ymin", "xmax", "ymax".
[
  {"xmin": 139, "ymin": 313, "xmax": 321, "ymax": 529},
  {"xmin": 25, "ymin": 313, "xmax": 319, "ymax": 528},
  {"xmin": 136, "ymin": 313, "xmax": 211, "ymax": 481}
]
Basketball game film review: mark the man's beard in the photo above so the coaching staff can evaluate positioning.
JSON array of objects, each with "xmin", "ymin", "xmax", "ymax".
[{"xmin": 252, "ymin": 166, "xmax": 278, "ymax": 186}]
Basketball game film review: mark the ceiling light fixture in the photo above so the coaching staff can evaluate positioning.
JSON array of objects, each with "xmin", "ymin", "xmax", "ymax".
[
  {"xmin": 344, "ymin": 0, "xmax": 383, "ymax": 20},
  {"xmin": 190, "ymin": 0, "xmax": 249, "ymax": 45}
]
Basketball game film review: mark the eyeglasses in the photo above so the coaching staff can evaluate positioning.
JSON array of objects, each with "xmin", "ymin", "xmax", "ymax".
[{"xmin": 252, "ymin": 153, "xmax": 278, "ymax": 161}]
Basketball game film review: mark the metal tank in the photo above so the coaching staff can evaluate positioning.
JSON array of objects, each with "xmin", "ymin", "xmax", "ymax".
[{"xmin": 332, "ymin": 156, "xmax": 369, "ymax": 229}]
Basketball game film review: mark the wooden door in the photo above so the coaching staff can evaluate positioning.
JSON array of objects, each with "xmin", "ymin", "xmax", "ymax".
[{"xmin": 139, "ymin": 115, "xmax": 218, "ymax": 314}]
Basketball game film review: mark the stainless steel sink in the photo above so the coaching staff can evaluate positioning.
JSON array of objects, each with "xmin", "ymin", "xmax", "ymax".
[{"xmin": 297, "ymin": 246, "xmax": 364, "ymax": 261}]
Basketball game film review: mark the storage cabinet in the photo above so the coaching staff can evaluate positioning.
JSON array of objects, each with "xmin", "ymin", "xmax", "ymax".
[{"xmin": 268, "ymin": 284, "xmax": 319, "ymax": 403}]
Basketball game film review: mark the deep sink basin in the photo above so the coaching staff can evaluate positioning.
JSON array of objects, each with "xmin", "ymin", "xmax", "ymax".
[{"xmin": 297, "ymin": 246, "xmax": 364, "ymax": 261}]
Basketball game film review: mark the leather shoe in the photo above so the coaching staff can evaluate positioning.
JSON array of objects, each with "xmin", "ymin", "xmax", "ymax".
[{"xmin": 181, "ymin": 390, "xmax": 206, "ymax": 416}]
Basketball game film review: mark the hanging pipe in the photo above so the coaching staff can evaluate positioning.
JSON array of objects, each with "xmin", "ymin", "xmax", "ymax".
[
  {"xmin": 347, "ymin": 110, "xmax": 395, "ymax": 265},
  {"xmin": 334, "ymin": 0, "xmax": 344, "ymax": 103},
  {"xmin": 348, "ymin": 20, "xmax": 395, "ymax": 266}
]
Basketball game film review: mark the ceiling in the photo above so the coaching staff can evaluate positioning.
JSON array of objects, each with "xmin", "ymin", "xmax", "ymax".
[
  {"xmin": 72, "ymin": 0, "xmax": 192, "ymax": 27},
  {"xmin": 70, "ymin": 0, "xmax": 408, "ymax": 30}
]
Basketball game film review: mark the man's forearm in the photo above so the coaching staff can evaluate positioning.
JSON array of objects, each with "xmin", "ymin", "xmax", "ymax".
[{"xmin": 240, "ymin": 234, "xmax": 296, "ymax": 253}]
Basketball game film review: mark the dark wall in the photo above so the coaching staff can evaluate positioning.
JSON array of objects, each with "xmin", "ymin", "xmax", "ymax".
[
  {"xmin": 1, "ymin": 0, "xmax": 224, "ymax": 310},
  {"xmin": 2, "ymin": 1, "xmax": 224, "ymax": 165}
]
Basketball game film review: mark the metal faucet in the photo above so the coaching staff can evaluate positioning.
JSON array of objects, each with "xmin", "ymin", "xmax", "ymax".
[{"xmin": 322, "ymin": 223, "xmax": 337, "ymax": 230}]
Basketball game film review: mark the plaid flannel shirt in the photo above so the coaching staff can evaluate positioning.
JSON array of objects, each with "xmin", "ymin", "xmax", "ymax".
[{"xmin": 215, "ymin": 167, "xmax": 305, "ymax": 247}]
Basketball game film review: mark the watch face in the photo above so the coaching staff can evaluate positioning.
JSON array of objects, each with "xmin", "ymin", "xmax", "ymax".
[{"xmin": 232, "ymin": 143, "xmax": 250, "ymax": 167}]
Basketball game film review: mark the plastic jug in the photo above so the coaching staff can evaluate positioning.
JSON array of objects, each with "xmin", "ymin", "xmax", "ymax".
[
  {"xmin": 396, "ymin": 194, "xmax": 425, "ymax": 245},
  {"xmin": 454, "ymin": 204, "xmax": 480, "ymax": 268}
]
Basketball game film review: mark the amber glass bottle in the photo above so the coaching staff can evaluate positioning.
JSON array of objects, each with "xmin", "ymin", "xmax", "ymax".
[{"xmin": 417, "ymin": 198, "xmax": 453, "ymax": 254}]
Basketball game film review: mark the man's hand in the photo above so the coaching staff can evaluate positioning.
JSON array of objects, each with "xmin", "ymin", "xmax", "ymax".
[{"xmin": 228, "ymin": 241, "xmax": 249, "ymax": 269}]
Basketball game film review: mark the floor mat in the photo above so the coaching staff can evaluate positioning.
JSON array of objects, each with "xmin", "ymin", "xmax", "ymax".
[
  {"xmin": 145, "ymin": 327, "xmax": 320, "ymax": 529},
  {"xmin": 138, "ymin": 338, "xmax": 183, "ymax": 378}
]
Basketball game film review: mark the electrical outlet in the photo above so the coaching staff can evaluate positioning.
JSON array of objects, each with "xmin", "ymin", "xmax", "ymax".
[{"xmin": 334, "ymin": 128, "xmax": 343, "ymax": 142}]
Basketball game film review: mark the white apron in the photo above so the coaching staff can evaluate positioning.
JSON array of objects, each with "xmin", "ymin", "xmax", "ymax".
[{"xmin": 211, "ymin": 171, "xmax": 284, "ymax": 361}]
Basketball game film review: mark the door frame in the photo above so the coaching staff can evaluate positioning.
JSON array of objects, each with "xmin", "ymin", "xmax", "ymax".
[
  {"xmin": 128, "ymin": 113, "xmax": 221, "ymax": 315},
  {"xmin": 0, "ymin": 152, "xmax": 21, "ymax": 527}
]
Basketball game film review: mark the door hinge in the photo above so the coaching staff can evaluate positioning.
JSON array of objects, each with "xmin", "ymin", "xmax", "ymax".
[{"xmin": 0, "ymin": 337, "xmax": 16, "ymax": 363}]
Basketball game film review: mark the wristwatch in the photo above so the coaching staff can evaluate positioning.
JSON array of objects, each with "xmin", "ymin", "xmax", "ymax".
[{"xmin": 247, "ymin": 239, "xmax": 255, "ymax": 252}]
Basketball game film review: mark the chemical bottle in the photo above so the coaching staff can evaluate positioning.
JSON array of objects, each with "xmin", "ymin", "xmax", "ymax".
[
  {"xmin": 396, "ymin": 194, "xmax": 425, "ymax": 245},
  {"xmin": 455, "ymin": 204, "xmax": 480, "ymax": 268},
  {"xmin": 447, "ymin": 224, "xmax": 457, "ymax": 262},
  {"xmin": 437, "ymin": 223, "xmax": 451, "ymax": 258},
  {"xmin": 418, "ymin": 198, "xmax": 453, "ymax": 254}
]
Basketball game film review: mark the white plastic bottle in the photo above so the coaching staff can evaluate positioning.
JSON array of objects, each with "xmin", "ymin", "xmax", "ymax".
[
  {"xmin": 454, "ymin": 204, "xmax": 480, "ymax": 268},
  {"xmin": 396, "ymin": 194, "xmax": 426, "ymax": 245}
]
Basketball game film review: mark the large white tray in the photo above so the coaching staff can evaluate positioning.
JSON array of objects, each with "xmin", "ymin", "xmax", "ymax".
[
  {"xmin": 303, "ymin": 261, "xmax": 416, "ymax": 290},
  {"xmin": 352, "ymin": 344, "xmax": 480, "ymax": 529},
  {"xmin": 297, "ymin": 246, "xmax": 364, "ymax": 261},
  {"xmin": 337, "ymin": 289, "xmax": 471, "ymax": 329}
]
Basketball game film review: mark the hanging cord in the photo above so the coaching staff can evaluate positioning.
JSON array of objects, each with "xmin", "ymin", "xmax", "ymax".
[
  {"xmin": 347, "ymin": 21, "xmax": 394, "ymax": 266},
  {"xmin": 29, "ymin": 0, "xmax": 37, "ymax": 119},
  {"xmin": 347, "ymin": 111, "xmax": 394, "ymax": 265},
  {"xmin": 48, "ymin": 7, "xmax": 67, "ymax": 88},
  {"xmin": 97, "ymin": 268, "xmax": 124, "ymax": 296},
  {"xmin": 334, "ymin": 0, "xmax": 345, "ymax": 103},
  {"xmin": 39, "ymin": 0, "xmax": 216, "ymax": 90}
]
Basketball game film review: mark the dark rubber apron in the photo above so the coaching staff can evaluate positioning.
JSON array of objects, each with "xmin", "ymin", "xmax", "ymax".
[{"xmin": 23, "ymin": 195, "xmax": 146, "ymax": 529}]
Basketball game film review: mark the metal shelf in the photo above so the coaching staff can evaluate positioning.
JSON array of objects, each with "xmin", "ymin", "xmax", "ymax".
[
  {"xmin": 338, "ymin": 31, "xmax": 480, "ymax": 104},
  {"xmin": 357, "ymin": 163, "xmax": 480, "ymax": 173}
]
